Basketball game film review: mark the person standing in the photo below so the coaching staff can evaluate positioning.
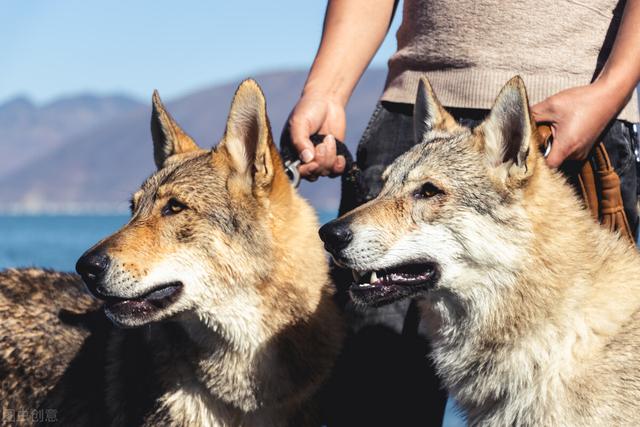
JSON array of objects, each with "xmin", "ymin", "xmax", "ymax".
[{"xmin": 285, "ymin": 1, "xmax": 640, "ymax": 424}]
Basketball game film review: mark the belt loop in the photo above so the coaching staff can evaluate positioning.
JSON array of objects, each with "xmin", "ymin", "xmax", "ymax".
[{"xmin": 632, "ymin": 123, "xmax": 640, "ymax": 163}]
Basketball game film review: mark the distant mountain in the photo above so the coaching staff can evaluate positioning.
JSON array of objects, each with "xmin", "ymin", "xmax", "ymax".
[
  {"xmin": 0, "ymin": 69, "xmax": 388, "ymax": 213},
  {"xmin": 0, "ymin": 94, "xmax": 144, "ymax": 178}
]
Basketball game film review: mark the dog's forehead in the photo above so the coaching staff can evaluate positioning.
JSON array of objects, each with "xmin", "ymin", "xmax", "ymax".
[
  {"xmin": 385, "ymin": 129, "xmax": 478, "ymax": 186},
  {"xmin": 138, "ymin": 152, "xmax": 225, "ymax": 199}
]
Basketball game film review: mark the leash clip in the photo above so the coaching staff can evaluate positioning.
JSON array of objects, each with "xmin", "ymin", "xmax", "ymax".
[
  {"xmin": 284, "ymin": 159, "xmax": 302, "ymax": 188},
  {"xmin": 543, "ymin": 136, "xmax": 553, "ymax": 158}
]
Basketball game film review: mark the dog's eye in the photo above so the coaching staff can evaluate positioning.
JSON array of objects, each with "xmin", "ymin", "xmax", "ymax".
[
  {"xmin": 413, "ymin": 182, "xmax": 443, "ymax": 199},
  {"xmin": 162, "ymin": 198, "xmax": 187, "ymax": 216}
]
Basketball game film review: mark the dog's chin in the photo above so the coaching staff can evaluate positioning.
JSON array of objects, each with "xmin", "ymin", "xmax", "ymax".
[
  {"xmin": 348, "ymin": 263, "xmax": 438, "ymax": 307},
  {"xmin": 100, "ymin": 282, "xmax": 184, "ymax": 328}
]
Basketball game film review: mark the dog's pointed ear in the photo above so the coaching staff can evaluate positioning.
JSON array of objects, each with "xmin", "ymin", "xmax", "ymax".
[
  {"xmin": 413, "ymin": 77, "xmax": 457, "ymax": 142},
  {"xmin": 478, "ymin": 76, "xmax": 535, "ymax": 178},
  {"xmin": 151, "ymin": 90, "xmax": 199, "ymax": 169},
  {"xmin": 219, "ymin": 79, "xmax": 277, "ymax": 191}
]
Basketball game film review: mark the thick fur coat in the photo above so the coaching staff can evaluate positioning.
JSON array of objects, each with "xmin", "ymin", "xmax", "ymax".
[{"xmin": 321, "ymin": 76, "xmax": 640, "ymax": 426}]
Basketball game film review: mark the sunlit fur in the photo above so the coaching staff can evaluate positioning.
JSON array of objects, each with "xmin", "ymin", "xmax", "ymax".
[
  {"xmin": 335, "ymin": 77, "xmax": 640, "ymax": 426},
  {"xmin": 0, "ymin": 80, "xmax": 343, "ymax": 426}
]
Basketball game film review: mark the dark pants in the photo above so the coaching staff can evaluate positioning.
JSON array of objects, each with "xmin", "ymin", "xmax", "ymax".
[{"xmin": 325, "ymin": 102, "xmax": 639, "ymax": 426}]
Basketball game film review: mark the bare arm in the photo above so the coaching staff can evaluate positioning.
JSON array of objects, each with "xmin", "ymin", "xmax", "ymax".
[
  {"xmin": 596, "ymin": 0, "xmax": 640, "ymax": 109},
  {"xmin": 305, "ymin": 0, "xmax": 396, "ymax": 105},
  {"xmin": 532, "ymin": 0, "xmax": 640, "ymax": 168},
  {"xmin": 289, "ymin": 0, "xmax": 396, "ymax": 178}
]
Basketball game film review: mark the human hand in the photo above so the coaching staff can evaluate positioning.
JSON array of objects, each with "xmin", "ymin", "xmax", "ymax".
[
  {"xmin": 287, "ymin": 92, "xmax": 346, "ymax": 180},
  {"xmin": 531, "ymin": 82, "xmax": 622, "ymax": 168}
]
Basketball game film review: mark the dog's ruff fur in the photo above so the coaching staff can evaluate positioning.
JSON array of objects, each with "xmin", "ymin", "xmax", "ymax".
[
  {"xmin": 325, "ymin": 76, "xmax": 640, "ymax": 426},
  {"xmin": 0, "ymin": 80, "xmax": 343, "ymax": 426}
]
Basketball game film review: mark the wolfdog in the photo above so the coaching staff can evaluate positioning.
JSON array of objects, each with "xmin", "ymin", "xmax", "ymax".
[
  {"xmin": 0, "ymin": 80, "xmax": 342, "ymax": 426},
  {"xmin": 319, "ymin": 76, "xmax": 640, "ymax": 426}
]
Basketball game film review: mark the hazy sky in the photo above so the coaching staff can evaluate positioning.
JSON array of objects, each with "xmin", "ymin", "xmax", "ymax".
[{"xmin": 1, "ymin": 1, "xmax": 401, "ymax": 105}]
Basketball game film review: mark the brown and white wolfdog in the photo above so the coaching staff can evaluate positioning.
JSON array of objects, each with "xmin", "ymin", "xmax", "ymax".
[
  {"xmin": 0, "ymin": 80, "xmax": 342, "ymax": 426},
  {"xmin": 320, "ymin": 76, "xmax": 640, "ymax": 426}
]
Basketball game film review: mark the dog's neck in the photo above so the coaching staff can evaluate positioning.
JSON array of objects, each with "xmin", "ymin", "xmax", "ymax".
[{"xmin": 423, "ymin": 162, "xmax": 640, "ymax": 424}]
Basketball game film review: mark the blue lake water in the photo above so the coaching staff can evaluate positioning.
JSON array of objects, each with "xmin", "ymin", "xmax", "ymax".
[
  {"xmin": 0, "ymin": 214, "xmax": 131, "ymax": 271},
  {"xmin": 0, "ymin": 213, "xmax": 464, "ymax": 426}
]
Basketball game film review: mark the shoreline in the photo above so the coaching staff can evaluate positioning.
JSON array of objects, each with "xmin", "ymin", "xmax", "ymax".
[{"xmin": 0, "ymin": 203, "xmax": 129, "ymax": 216}]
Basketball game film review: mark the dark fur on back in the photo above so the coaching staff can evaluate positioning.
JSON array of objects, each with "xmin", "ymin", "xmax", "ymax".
[{"xmin": 0, "ymin": 269, "xmax": 104, "ymax": 423}]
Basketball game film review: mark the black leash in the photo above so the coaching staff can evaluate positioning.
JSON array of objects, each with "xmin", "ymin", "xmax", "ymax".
[{"xmin": 279, "ymin": 129, "xmax": 369, "ymax": 213}]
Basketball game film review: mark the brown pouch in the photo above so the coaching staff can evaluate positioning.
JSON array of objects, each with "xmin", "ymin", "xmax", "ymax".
[{"xmin": 537, "ymin": 125, "xmax": 635, "ymax": 244}]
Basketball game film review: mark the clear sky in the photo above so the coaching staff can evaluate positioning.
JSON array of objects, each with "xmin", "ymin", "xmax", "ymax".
[{"xmin": 1, "ymin": 1, "xmax": 401, "ymax": 105}]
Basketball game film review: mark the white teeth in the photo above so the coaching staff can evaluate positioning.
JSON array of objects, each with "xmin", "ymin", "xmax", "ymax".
[{"xmin": 370, "ymin": 271, "xmax": 378, "ymax": 283}]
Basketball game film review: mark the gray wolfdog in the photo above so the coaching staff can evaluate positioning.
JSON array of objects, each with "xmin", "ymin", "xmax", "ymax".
[
  {"xmin": 0, "ymin": 80, "xmax": 342, "ymax": 426},
  {"xmin": 320, "ymin": 76, "xmax": 640, "ymax": 426}
]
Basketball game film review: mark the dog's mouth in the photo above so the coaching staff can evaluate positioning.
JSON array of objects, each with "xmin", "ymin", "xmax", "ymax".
[
  {"xmin": 100, "ymin": 281, "xmax": 183, "ymax": 324},
  {"xmin": 349, "ymin": 263, "xmax": 438, "ymax": 307}
]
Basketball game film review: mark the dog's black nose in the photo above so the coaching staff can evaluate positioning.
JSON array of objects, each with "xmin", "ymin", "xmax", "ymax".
[
  {"xmin": 76, "ymin": 250, "xmax": 110, "ymax": 291},
  {"xmin": 319, "ymin": 219, "xmax": 353, "ymax": 254}
]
